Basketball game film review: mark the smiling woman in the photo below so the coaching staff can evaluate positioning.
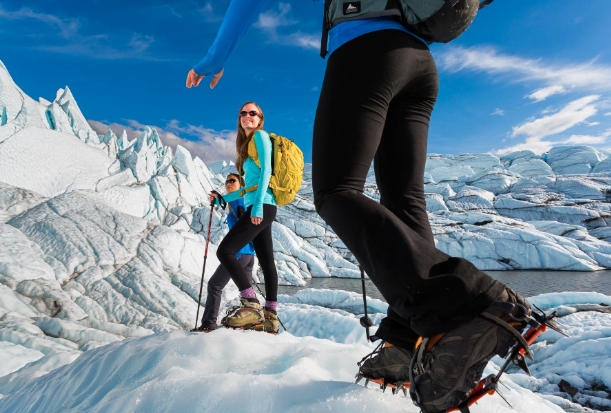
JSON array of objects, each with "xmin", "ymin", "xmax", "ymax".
[{"xmin": 206, "ymin": 100, "xmax": 281, "ymax": 333}]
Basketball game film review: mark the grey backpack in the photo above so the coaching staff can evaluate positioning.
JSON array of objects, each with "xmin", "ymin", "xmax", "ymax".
[{"xmin": 320, "ymin": 0, "xmax": 492, "ymax": 57}]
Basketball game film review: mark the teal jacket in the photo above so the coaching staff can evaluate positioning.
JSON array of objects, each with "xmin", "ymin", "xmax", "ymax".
[{"xmin": 220, "ymin": 130, "xmax": 276, "ymax": 218}]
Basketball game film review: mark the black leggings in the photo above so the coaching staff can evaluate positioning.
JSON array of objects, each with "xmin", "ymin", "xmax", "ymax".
[
  {"xmin": 217, "ymin": 204, "xmax": 278, "ymax": 302},
  {"xmin": 313, "ymin": 30, "xmax": 505, "ymax": 341}
]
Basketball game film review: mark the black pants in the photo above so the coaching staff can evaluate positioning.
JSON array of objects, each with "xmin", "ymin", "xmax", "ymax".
[
  {"xmin": 313, "ymin": 30, "xmax": 505, "ymax": 345},
  {"xmin": 217, "ymin": 204, "xmax": 278, "ymax": 302},
  {"xmin": 201, "ymin": 254, "xmax": 255, "ymax": 329}
]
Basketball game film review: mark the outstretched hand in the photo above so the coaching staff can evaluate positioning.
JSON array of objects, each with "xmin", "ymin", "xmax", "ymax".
[{"xmin": 186, "ymin": 68, "xmax": 225, "ymax": 89}]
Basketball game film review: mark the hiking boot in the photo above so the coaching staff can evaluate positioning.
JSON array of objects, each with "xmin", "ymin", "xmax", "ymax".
[
  {"xmin": 221, "ymin": 297, "xmax": 264, "ymax": 329},
  {"xmin": 411, "ymin": 288, "xmax": 531, "ymax": 413},
  {"xmin": 252, "ymin": 308, "xmax": 279, "ymax": 333},
  {"xmin": 358, "ymin": 342, "xmax": 412, "ymax": 383}
]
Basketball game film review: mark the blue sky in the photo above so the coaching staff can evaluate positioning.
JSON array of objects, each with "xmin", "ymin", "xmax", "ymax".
[{"xmin": 1, "ymin": 0, "xmax": 611, "ymax": 163}]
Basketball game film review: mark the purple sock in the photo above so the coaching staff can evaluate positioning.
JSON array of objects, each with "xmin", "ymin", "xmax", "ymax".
[
  {"xmin": 240, "ymin": 287, "xmax": 256, "ymax": 299},
  {"xmin": 265, "ymin": 301, "xmax": 277, "ymax": 311}
]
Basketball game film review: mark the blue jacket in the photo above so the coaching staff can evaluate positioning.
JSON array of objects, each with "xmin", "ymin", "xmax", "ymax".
[
  {"xmin": 226, "ymin": 198, "xmax": 255, "ymax": 258},
  {"xmin": 192, "ymin": 0, "xmax": 426, "ymax": 76}
]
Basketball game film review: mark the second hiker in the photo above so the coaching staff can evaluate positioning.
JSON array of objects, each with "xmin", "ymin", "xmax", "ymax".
[{"xmin": 194, "ymin": 173, "xmax": 255, "ymax": 332}]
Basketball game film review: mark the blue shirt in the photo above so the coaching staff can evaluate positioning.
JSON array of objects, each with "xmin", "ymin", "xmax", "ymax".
[
  {"xmin": 192, "ymin": 0, "xmax": 427, "ymax": 76},
  {"xmin": 226, "ymin": 198, "xmax": 255, "ymax": 258}
]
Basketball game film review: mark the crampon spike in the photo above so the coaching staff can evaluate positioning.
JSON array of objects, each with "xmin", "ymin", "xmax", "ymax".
[
  {"xmin": 449, "ymin": 375, "xmax": 497, "ymax": 413},
  {"xmin": 495, "ymin": 388, "xmax": 512, "ymax": 408},
  {"xmin": 360, "ymin": 377, "xmax": 410, "ymax": 395},
  {"xmin": 515, "ymin": 355, "xmax": 531, "ymax": 375},
  {"xmin": 498, "ymin": 378, "xmax": 510, "ymax": 391},
  {"xmin": 355, "ymin": 374, "xmax": 363, "ymax": 385},
  {"xmin": 364, "ymin": 378, "xmax": 369, "ymax": 388}
]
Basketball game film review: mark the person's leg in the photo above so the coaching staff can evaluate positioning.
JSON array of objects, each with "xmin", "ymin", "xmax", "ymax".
[
  {"xmin": 313, "ymin": 30, "xmax": 505, "ymax": 338},
  {"xmin": 251, "ymin": 204, "xmax": 278, "ymax": 304},
  {"xmin": 200, "ymin": 254, "xmax": 255, "ymax": 329},
  {"xmin": 243, "ymin": 254, "xmax": 255, "ymax": 285},
  {"xmin": 217, "ymin": 209, "xmax": 269, "ymax": 293},
  {"xmin": 200, "ymin": 264, "xmax": 232, "ymax": 329},
  {"xmin": 218, "ymin": 207, "xmax": 276, "ymax": 328},
  {"xmin": 371, "ymin": 54, "xmax": 439, "ymax": 349},
  {"xmin": 374, "ymin": 77, "xmax": 437, "ymax": 246}
]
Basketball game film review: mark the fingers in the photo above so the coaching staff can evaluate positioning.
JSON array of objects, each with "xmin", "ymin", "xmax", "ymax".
[
  {"xmin": 251, "ymin": 217, "xmax": 262, "ymax": 225},
  {"xmin": 210, "ymin": 68, "xmax": 224, "ymax": 89},
  {"xmin": 186, "ymin": 69, "xmax": 204, "ymax": 89}
]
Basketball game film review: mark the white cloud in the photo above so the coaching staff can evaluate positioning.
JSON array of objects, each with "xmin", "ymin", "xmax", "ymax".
[
  {"xmin": 437, "ymin": 46, "xmax": 611, "ymax": 92},
  {"xmin": 0, "ymin": 4, "xmax": 157, "ymax": 60},
  {"xmin": 491, "ymin": 108, "xmax": 505, "ymax": 116},
  {"xmin": 562, "ymin": 132, "xmax": 609, "ymax": 145},
  {"xmin": 255, "ymin": 3, "xmax": 295, "ymax": 30},
  {"xmin": 253, "ymin": 3, "xmax": 318, "ymax": 51},
  {"xmin": 527, "ymin": 85, "xmax": 567, "ymax": 102},
  {"xmin": 88, "ymin": 119, "xmax": 237, "ymax": 164},
  {"xmin": 511, "ymin": 95, "xmax": 600, "ymax": 141},
  {"xmin": 494, "ymin": 96, "xmax": 607, "ymax": 154},
  {"xmin": 0, "ymin": 4, "xmax": 79, "ymax": 38},
  {"xmin": 496, "ymin": 129, "xmax": 611, "ymax": 155},
  {"xmin": 88, "ymin": 120, "xmax": 141, "ymax": 141},
  {"xmin": 198, "ymin": 2, "xmax": 223, "ymax": 23}
]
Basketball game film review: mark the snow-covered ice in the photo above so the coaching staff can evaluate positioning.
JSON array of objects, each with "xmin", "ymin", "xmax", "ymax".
[{"xmin": 2, "ymin": 60, "xmax": 611, "ymax": 412}]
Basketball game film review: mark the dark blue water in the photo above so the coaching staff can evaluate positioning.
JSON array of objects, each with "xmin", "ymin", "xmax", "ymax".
[{"xmin": 277, "ymin": 270, "xmax": 611, "ymax": 302}]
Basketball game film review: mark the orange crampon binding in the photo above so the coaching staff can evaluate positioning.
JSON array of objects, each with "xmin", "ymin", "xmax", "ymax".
[
  {"xmin": 408, "ymin": 305, "xmax": 567, "ymax": 413},
  {"xmin": 355, "ymin": 305, "xmax": 567, "ymax": 413}
]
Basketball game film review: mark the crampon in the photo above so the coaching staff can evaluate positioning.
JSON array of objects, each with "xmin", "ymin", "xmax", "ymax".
[
  {"xmin": 355, "ymin": 342, "xmax": 412, "ymax": 396},
  {"xmin": 224, "ymin": 323, "xmax": 265, "ymax": 331},
  {"xmin": 355, "ymin": 305, "xmax": 566, "ymax": 413},
  {"xmin": 409, "ymin": 305, "xmax": 567, "ymax": 413}
]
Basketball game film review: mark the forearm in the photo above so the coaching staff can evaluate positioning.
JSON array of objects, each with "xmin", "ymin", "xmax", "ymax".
[
  {"xmin": 252, "ymin": 131, "xmax": 272, "ymax": 217},
  {"xmin": 193, "ymin": 0, "xmax": 270, "ymax": 76},
  {"xmin": 215, "ymin": 190, "xmax": 241, "ymax": 205}
]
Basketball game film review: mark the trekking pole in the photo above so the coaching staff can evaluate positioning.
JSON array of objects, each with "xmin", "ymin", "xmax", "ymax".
[
  {"xmin": 254, "ymin": 267, "xmax": 288, "ymax": 333},
  {"xmin": 194, "ymin": 199, "xmax": 216, "ymax": 330},
  {"xmin": 359, "ymin": 265, "xmax": 374, "ymax": 342}
]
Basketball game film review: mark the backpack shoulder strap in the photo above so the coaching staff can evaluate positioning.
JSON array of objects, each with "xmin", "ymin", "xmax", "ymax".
[{"xmin": 320, "ymin": 0, "xmax": 334, "ymax": 58}]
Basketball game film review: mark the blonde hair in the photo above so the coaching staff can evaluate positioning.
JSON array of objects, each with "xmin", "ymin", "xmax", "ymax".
[{"xmin": 235, "ymin": 101, "xmax": 265, "ymax": 174}]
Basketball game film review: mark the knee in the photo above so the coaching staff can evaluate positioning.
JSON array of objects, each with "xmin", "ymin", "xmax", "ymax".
[
  {"xmin": 216, "ymin": 246, "xmax": 234, "ymax": 264},
  {"xmin": 313, "ymin": 186, "xmax": 335, "ymax": 217},
  {"xmin": 207, "ymin": 282, "xmax": 223, "ymax": 294}
]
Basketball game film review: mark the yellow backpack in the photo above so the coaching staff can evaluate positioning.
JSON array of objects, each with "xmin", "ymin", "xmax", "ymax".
[{"xmin": 242, "ymin": 132, "xmax": 304, "ymax": 206}]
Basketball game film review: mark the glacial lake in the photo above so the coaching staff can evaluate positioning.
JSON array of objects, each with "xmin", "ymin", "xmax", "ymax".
[{"xmin": 277, "ymin": 270, "xmax": 611, "ymax": 302}]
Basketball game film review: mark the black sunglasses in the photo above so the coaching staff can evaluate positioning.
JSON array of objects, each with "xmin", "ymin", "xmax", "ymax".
[
  {"xmin": 239, "ymin": 110, "xmax": 259, "ymax": 117},
  {"xmin": 225, "ymin": 178, "xmax": 238, "ymax": 184}
]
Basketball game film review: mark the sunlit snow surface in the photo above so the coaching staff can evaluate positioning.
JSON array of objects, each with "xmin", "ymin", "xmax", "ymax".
[
  {"xmin": 2, "ymin": 60, "xmax": 611, "ymax": 411},
  {"xmin": 0, "ymin": 291, "xmax": 609, "ymax": 412}
]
